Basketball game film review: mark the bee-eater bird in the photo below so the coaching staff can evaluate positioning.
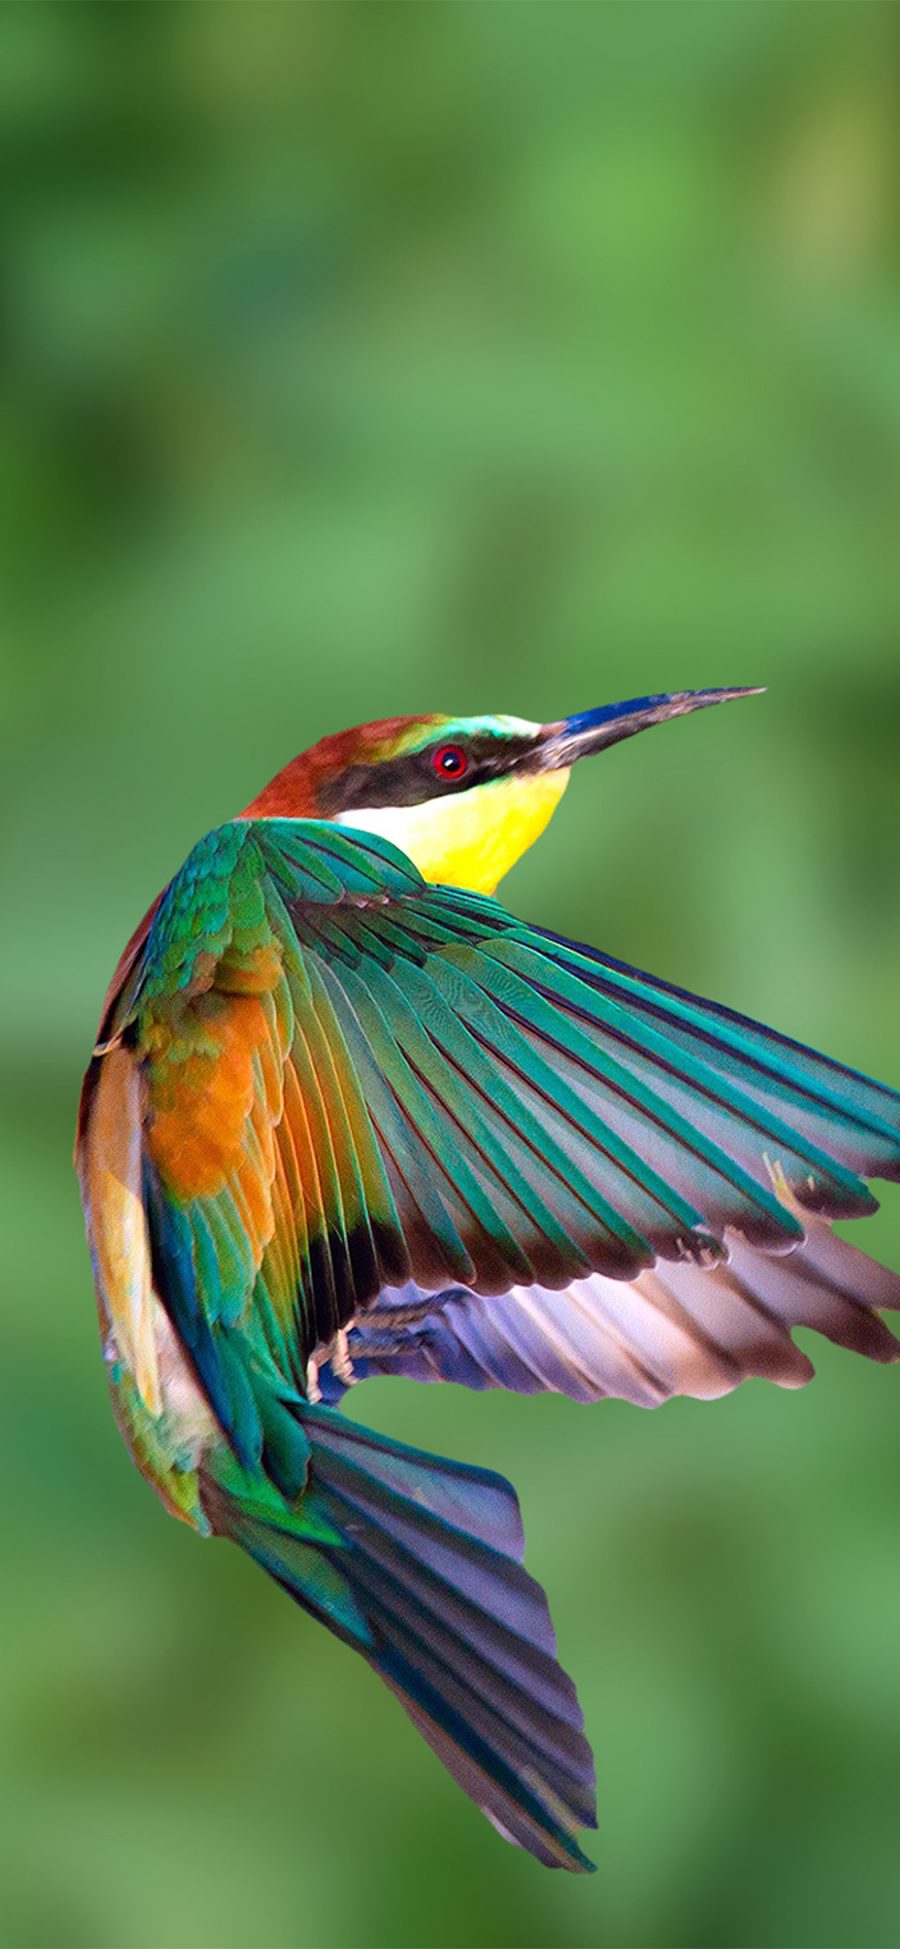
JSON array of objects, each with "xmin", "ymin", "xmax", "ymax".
[{"xmin": 77, "ymin": 692, "xmax": 900, "ymax": 1872}]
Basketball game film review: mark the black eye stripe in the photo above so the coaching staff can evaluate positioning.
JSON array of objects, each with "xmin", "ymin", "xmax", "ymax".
[{"xmin": 318, "ymin": 733, "xmax": 539, "ymax": 815}]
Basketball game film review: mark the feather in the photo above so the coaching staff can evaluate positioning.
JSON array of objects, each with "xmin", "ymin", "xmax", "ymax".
[
  {"xmin": 327, "ymin": 1215, "xmax": 900, "ymax": 1408},
  {"xmin": 204, "ymin": 1406, "xmax": 596, "ymax": 1871}
]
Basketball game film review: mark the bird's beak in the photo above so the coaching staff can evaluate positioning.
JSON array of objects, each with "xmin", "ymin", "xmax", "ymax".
[{"xmin": 536, "ymin": 687, "xmax": 764, "ymax": 769}]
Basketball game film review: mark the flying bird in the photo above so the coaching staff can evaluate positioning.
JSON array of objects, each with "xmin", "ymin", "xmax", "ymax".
[{"xmin": 76, "ymin": 692, "xmax": 900, "ymax": 1872}]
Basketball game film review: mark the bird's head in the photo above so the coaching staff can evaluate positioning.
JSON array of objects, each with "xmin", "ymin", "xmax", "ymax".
[{"xmin": 243, "ymin": 688, "xmax": 760, "ymax": 895}]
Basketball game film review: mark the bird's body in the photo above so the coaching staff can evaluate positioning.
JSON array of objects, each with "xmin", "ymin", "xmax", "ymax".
[{"xmin": 77, "ymin": 694, "xmax": 900, "ymax": 1872}]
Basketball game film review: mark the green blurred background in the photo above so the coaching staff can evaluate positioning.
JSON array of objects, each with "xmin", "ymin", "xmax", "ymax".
[{"xmin": 2, "ymin": 5, "xmax": 900, "ymax": 1946}]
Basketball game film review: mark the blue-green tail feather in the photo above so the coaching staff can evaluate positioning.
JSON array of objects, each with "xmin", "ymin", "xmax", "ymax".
[{"xmin": 203, "ymin": 1406, "xmax": 596, "ymax": 1872}]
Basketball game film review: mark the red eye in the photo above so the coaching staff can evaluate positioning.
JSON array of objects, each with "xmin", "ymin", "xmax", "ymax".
[{"xmin": 431, "ymin": 743, "xmax": 468, "ymax": 781}]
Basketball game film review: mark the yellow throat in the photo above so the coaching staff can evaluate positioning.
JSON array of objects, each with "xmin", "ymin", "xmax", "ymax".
[{"xmin": 336, "ymin": 767, "xmax": 572, "ymax": 894}]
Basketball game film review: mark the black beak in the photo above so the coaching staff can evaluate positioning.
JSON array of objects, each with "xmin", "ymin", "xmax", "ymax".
[{"xmin": 537, "ymin": 687, "xmax": 764, "ymax": 769}]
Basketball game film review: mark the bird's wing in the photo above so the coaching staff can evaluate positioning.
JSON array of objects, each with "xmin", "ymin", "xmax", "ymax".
[
  {"xmin": 321, "ymin": 1221, "xmax": 900, "ymax": 1408},
  {"xmin": 316, "ymin": 925, "xmax": 900, "ymax": 1407},
  {"xmin": 93, "ymin": 817, "xmax": 900, "ymax": 1461}
]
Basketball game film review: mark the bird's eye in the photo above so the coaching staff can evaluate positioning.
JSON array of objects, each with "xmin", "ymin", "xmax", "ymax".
[{"xmin": 431, "ymin": 744, "xmax": 469, "ymax": 781}]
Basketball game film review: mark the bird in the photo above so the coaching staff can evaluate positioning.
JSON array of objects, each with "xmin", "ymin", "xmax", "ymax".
[{"xmin": 76, "ymin": 690, "xmax": 900, "ymax": 1874}]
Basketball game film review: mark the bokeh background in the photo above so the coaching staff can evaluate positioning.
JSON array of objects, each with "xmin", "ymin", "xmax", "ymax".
[{"xmin": 3, "ymin": 6, "xmax": 900, "ymax": 1947}]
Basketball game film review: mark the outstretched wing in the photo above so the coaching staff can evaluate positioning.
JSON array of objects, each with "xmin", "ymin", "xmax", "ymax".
[
  {"xmin": 89, "ymin": 816, "xmax": 900, "ymax": 1469},
  {"xmin": 319, "ymin": 1218, "xmax": 900, "ymax": 1408}
]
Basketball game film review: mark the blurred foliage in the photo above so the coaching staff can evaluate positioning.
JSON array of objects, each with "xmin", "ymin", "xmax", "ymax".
[{"xmin": 2, "ymin": 6, "xmax": 900, "ymax": 1948}]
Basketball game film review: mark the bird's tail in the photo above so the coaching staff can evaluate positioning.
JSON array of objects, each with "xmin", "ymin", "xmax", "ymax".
[{"xmin": 202, "ymin": 1404, "xmax": 596, "ymax": 1872}]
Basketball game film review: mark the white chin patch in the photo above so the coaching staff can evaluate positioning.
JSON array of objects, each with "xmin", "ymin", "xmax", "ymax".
[{"xmin": 334, "ymin": 799, "xmax": 447, "ymax": 846}]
